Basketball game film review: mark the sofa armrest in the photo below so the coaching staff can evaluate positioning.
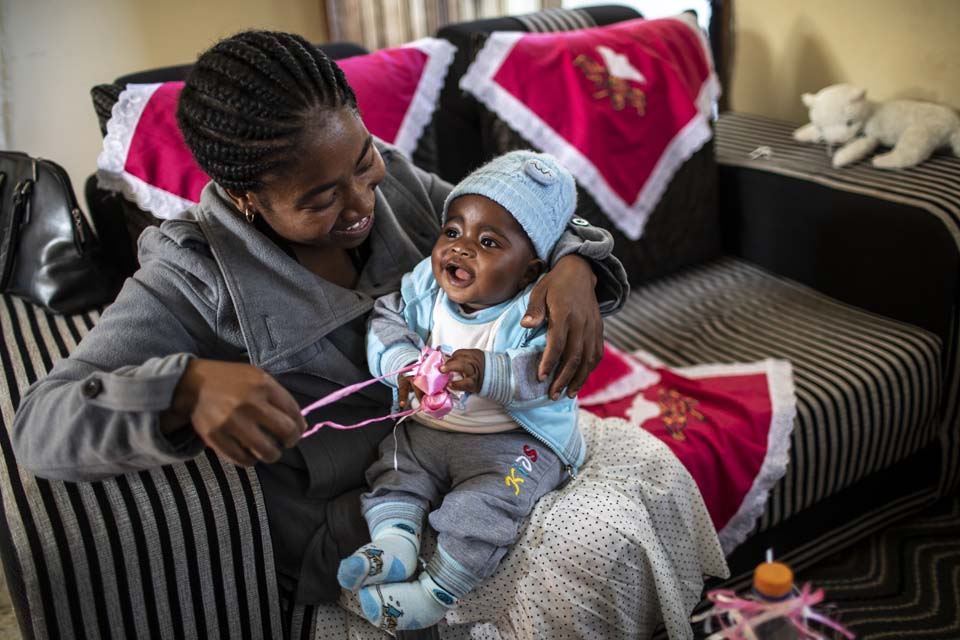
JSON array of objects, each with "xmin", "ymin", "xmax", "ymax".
[
  {"xmin": 0, "ymin": 294, "xmax": 283, "ymax": 639},
  {"xmin": 716, "ymin": 117, "xmax": 960, "ymax": 346}
]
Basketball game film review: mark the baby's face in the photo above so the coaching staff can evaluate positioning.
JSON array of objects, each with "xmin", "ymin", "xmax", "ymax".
[{"xmin": 432, "ymin": 195, "xmax": 543, "ymax": 313}]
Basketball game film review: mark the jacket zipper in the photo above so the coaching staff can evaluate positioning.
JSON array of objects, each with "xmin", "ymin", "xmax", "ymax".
[
  {"xmin": 498, "ymin": 328, "xmax": 578, "ymax": 479},
  {"xmin": 1, "ymin": 179, "xmax": 33, "ymax": 288},
  {"xmin": 70, "ymin": 207, "xmax": 86, "ymax": 245},
  {"xmin": 505, "ymin": 408, "xmax": 577, "ymax": 479}
]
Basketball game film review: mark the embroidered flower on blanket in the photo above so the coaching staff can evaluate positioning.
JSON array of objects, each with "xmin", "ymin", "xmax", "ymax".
[
  {"xmin": 579, "ymin": 344, "xmax": 798, "ymax": 555},
  {"xmin": 793, "ymin": 83, "xmax": 960, "ymax": 169}
]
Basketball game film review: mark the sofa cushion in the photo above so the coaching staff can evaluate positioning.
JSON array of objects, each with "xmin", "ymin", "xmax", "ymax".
[
  {"xmin": 715, "ymin": 112, "xmax": 960, "ymax": 499},
  {"xmin": 604, "ymin": 257, "xmax": 943, "ymax": 536},
  {"xmin": 0, "ymin": 294, "xmax": 282, "ymax": 639}
]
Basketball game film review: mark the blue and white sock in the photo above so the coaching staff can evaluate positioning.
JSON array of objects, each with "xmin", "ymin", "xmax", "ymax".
[
  {"xmin": 337, "ymin": 519, "xmax": 421, "ymax": 591},
  {"xmin": 358, "ymin": 571, "xmax": 458, "ymax": 631}
]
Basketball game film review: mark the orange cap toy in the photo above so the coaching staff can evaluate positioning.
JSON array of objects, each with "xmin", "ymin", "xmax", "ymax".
[{"xmin": 753, "ymin": 561, "xmax": 794, "ymax": 599}]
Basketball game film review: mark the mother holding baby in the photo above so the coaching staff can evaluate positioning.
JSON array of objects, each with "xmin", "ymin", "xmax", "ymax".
[{"xmin": 11, "ymin": 31, "xmax": 627, "ymax": 604}]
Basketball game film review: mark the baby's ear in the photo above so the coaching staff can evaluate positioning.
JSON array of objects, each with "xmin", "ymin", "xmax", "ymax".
[{"xmin": 519, "ymin": 258, "xmax": 546, "ymax": 290}]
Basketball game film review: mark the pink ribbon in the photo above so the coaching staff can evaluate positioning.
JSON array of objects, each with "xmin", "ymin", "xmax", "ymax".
[
  {"xmin": 300, "ymin": 346, "xmax": 454, "ymax": 438},
  {"xmin": 692, "ymin": 583, "xmax": 855, "ymax": 640}
]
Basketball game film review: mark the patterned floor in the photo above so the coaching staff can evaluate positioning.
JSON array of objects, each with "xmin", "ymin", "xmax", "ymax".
[{"xmin": 792, "ymin": 495, "xmax": 960, "ymax": 640}]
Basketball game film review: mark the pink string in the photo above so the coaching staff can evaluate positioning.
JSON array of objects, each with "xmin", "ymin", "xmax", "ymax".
[
  {"xmin": 693, "ymin": 583, "xmax": 855, "ymax": 639},
  {"xmin": 300, "ymin": 346, "xmax": 454, "ymax": 438}
]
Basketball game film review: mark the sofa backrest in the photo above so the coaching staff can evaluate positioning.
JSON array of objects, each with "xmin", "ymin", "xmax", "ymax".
[
  {"xmin": 431, "ymin": 5, "xmax": 641, "ymax": 184},
  {"xmin": 88, "ymin": 10, "xmax": 724, "ymax": 290},
  {"xmin": 432, "ymin": 6, "xmax": 723, "ymax": 288},
  {"xmin": 90, "ymin": 42, "xmax": 369, "ymax": 137}
]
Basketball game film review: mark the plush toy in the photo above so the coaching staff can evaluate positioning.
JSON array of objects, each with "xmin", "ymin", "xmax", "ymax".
[{"xmin": 793, "ymin": 84, "xmax": 960, "ymax": 169}]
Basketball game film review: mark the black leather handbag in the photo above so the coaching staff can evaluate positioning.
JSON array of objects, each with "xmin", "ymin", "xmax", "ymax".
[{"xmin": 0, "ymin": 152, "xmax": 121, "ymax": 314}]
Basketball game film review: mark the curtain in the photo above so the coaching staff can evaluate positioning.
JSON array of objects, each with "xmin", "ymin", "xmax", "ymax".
[{"xmin": 326, "ymin": 0, "xmax": 558, "ymax": 50}]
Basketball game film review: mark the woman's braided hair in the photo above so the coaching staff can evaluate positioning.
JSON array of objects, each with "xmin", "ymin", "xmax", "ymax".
[{"xmin": 177, "ymin": 30, "xmax": 358, "ymax": 193}]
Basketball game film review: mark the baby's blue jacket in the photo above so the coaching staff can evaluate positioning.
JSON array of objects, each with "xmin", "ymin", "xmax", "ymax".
[{"xmin": 366, "ymin": 257, "xmax": 585, "ymax": 475}]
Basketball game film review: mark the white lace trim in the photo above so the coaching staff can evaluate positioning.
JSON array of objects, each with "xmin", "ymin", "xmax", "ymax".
[
  {"xmin": 628, "ymin": 355, "xmax": 797, "ymax": 555},
  {"xmin": 460, "ymin": 21, "xmax": 721, "ymax": 240},
  {"xmin": 95, "ymin": 39, "xmax": 457, "ymax": 219},
  {"xmin": 96, "ymin": 82, "xmax": 196, "ymax": 220},
  {"xmin": 579, "ymin": 345, "xmax": 661, "ymax": 406},
  {"xmin": 393, "ymin": 38, "xmax": 457, "ymax": 158},
  {"xmin": 710, "ymin": 359, "xmax": 797, "ymax": 556}
]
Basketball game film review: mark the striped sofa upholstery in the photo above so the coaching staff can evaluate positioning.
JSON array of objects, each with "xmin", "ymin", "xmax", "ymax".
[
  {"xmin": 703, "ymin": 113, "xmax": 958, "ymax": 583},
  {"xmin": 714, "ymin": 113, "xmax": 960, "ymax": 498},
  {"xmin": 605, "ymin": 258, "xmax": 943, "ymax": 583},
  {"xmin": 0, "ymin": 297, "xmax": 296, "ymax": 639}
]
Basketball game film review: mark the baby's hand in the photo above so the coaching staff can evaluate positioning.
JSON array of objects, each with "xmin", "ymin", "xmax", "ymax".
[
  {"xmin": 441, "ymin": 349, "xmax": 486, "ymax": 394},
  {"xmin": 397, "ymin": 372, "xmax": 426, "ymax": 409}
]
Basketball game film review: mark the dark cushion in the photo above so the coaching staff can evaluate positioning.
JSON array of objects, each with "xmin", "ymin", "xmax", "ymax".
[{"xmin": 605, "ymin": 256, "xmax": 943, "ymax": 559}]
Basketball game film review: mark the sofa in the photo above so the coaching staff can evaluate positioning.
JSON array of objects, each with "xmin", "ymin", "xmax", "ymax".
[{"xmin": 1, "ymin": 5, "xmax": 958, "ymax": 639}]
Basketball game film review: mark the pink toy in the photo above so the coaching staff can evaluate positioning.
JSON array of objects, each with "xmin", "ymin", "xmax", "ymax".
[
  {"xmin": 693, "ymin": 582, "xmax": 855, "ymax": 640},
  {"xmin": 299, "ymin": 346, "xmax": 453, "ymax": 437}
]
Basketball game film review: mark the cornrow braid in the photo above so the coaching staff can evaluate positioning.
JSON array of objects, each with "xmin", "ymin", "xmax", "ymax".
[{"xmin": 177, "ymin": 30, "xmax": 357, "ymax": 193}]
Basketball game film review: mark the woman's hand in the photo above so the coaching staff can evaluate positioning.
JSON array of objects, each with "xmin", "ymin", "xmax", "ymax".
[
  {"xmin": 164, "ymin": 359, "xmax": 307, "ymax": 467},
  {"xmin": 521, "ymin": 254, "xmax": 603, "ymax": 400}
]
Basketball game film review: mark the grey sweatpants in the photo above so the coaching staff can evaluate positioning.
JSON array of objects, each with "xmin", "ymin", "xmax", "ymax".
[{"xmin": 362, "ymin": 421, "xmax": 565, "ymax": 592}]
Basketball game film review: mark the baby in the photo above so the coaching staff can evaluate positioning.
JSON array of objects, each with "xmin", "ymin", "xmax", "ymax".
[{"xmin": 339, "ymin": 150, "xmax": 585, "ymax": 631}]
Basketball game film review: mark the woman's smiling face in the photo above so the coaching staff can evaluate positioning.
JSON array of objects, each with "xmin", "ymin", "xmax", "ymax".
[{"xmin": 240, "ymin": 108, "xmax": 386, "ymax": 250}]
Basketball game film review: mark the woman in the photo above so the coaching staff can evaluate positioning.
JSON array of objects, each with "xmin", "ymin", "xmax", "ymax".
[{"xmin": 12, "ymin": 31, "xmax": 627, "ymax": 604}]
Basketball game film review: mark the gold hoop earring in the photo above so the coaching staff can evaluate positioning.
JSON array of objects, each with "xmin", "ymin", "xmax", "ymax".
[{"xmin": 243, "ymin": 205, "xmax": 256, "ymax": 224}]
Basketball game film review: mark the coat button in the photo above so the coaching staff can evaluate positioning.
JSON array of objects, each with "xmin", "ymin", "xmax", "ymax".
[{"xmin": 81, "ymin": 378, "xmax": 103, "ymax": 399}]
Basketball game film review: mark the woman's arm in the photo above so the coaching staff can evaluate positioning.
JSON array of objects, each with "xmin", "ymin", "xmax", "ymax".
[
  {"xmin": 12, "ymin": 260, "xmax": 214, "ymax": 481},
  {"xmin": 12, "ymin": 230, "xmax": 304, "ymax": 481}
]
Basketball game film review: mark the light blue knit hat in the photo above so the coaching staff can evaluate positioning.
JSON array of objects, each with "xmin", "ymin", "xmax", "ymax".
[{"xmin": 442, "ymin": 151, "xmax": 577, "ymax": 261}]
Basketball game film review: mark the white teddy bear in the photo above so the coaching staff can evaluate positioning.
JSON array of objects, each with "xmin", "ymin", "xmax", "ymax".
[{"xmin": 793, "ymin": 84, "xmax": 960, "ymax": 169}]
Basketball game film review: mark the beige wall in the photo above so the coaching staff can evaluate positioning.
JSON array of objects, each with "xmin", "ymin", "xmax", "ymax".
[
  {"xmin": 1, "ymin": 0, "xmax": 327, "ymax": 195},
  {"xmin": 730, "ymin": 0, "xmax": 960, "ymax": 123}
]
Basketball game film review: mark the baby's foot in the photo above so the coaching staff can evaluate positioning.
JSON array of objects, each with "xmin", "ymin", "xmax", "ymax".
[
  {"xmin": 337, "ymin": 522, "xmax": 420, "ymax": 591},
  {"xmin": 358, "ymin": 571, "xmax": 457, "ymax": 631}
]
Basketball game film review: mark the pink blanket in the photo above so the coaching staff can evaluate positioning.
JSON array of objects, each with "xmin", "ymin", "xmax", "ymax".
[
  {"xmin": 579, "ymin": 345, "xmax": 796, "ymax": 554},
  {"xmin": 460, "ymin": 15, "xmax": 720, "ymax": 240},
  {"xmin": 97, "ymin": 39, "xmax": 456, "ymax": 220}
]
